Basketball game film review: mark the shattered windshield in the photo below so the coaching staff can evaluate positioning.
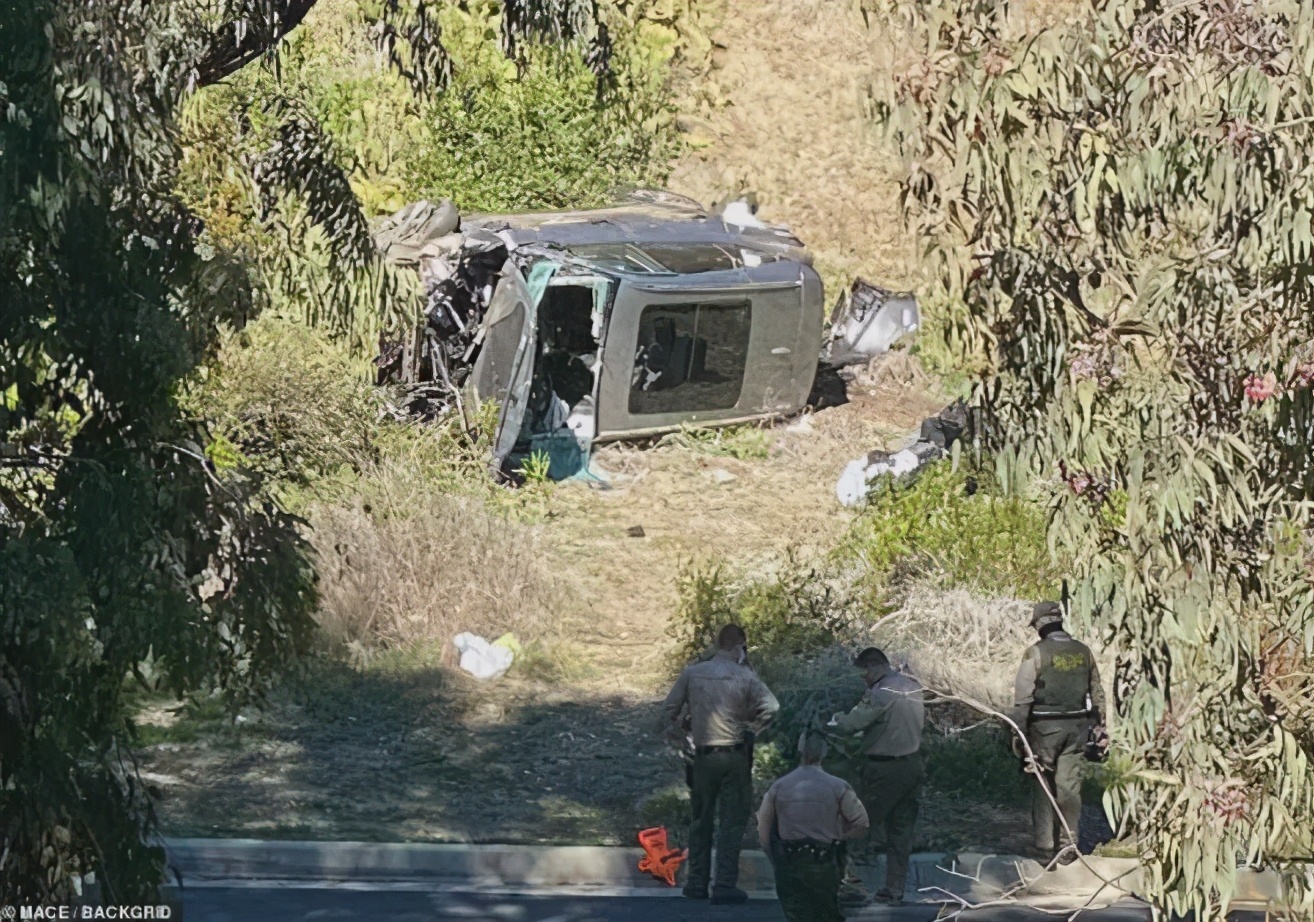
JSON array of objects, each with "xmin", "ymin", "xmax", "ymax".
[
  {"xmin": 564, "ymin": 244, "xmax": 669, "ymax": 274},
  {"xmin": 566, "ymin": 242, "xmax": 782, "ymax": 275}
]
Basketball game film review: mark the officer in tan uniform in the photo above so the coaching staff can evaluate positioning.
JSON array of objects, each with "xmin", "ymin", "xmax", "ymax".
[
  {"xmin": 829, "ymin": 647, "xmax": 925, "ymax": 906},
  {"xmin": 757, "ymin": 732, "xmax": 870, "ymax": 922},
  {"xmin": 661, "ymin": 624, "xmax": 780, "ymax": 904},
  {"xmin": 1011, "ymin": 601, "xmax": 1107, "ymax": 863}
]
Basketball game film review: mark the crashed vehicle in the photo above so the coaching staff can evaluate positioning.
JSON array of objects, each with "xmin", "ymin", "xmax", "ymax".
[
  {"xmin": 375, "ymin": 191, "xmax": 922, "ymax": 480},
  {"xmin": 375, "ymin": 192, "xmax": 830, "ymax": 479}
]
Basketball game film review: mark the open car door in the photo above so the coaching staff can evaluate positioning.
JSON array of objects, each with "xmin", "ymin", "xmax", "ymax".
[{"xmin": 464, "ymin": 259, "xmax": 536, "ymax": 474}]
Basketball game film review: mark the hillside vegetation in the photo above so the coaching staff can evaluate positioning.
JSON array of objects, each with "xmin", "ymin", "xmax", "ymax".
[{"xmin": 138, "ymin": 0, "xmax": 1085, "ymax": 864}]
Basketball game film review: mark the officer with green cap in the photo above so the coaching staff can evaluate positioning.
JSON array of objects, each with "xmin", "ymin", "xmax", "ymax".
[{"xmin": 1011, "ymin": 601, "xmax": 1106, "ymax": 863}]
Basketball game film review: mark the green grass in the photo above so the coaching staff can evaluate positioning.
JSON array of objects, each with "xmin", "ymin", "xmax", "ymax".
[
  {"xmin": 512, "ymin": 640, "xmax": 598, "ymax": 682},
  {"xmin": 660, "ymin": 423, "xmax": 771, "ymax": 461},
  {"xmin": 130, "ymin": 694, "xmax": 248, "ymax": 747},
  {"xmin": 833, "ymin": 458, "xmax": 1062, "ymax": 601},
  {"xmin": 665, "ymin": 556, "xmax": 854, "ymax": 671},
  {"xmin": 1093, "ymin": 840, "xmax": 1139, "ymax": 859}
]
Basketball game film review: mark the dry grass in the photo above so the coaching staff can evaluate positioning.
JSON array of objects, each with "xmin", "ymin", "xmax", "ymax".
[
  {"xmin": 668, "ymin": 0, "xmax": 922, "ymax": 296},
  {"xmin": 856, "ymin": 350, "xmax": 937, "ymax": 392},
  {"xmin": 867, "ymin": 585, "xmax": 1113, "ymax": 714},
  {"xmin": 869, "ymin": 588, "xmax": 1035, "ymax": 710},
  {"xmin": 310, "ymin": 461, "xmax": 567, "ymax": 655},
  {"xmin": 538, "ymin": 384, "xmax": 947, "ymax": 688}
]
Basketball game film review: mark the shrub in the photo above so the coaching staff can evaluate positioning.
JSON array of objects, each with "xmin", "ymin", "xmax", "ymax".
[
  {"xmin": 834, "ymin": 459, "xmax": 1061, "ymax": 601},
  {"xmin": 406, "ymin": 40, "xmax": 676, "ymax": 213},
  {"xmin": 188, "ymin": 315, "xmax": 382, "ymax": 485},
  {"xmin": 666, "ymin": 557, "xmax": 858, "ymax": 674},
  {"xmin": 922, "ymin": 724, "xmax": 1030, "ymax": 808}
]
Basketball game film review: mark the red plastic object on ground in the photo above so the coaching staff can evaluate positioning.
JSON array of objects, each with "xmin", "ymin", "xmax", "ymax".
[{"xmin": 636, "ymin": 826, "xmax": 687, "ymax": 886}]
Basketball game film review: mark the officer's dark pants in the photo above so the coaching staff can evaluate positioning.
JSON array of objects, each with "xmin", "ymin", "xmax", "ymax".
[
  {"xmin": 775, "ymin": 846, "xmax": 844, "ymax": 922},
  {"xmin": 688, "ymin": 747, "xmax": 752, "ymax": 890},
  {"xmin": 857, "ymin": 752, "xmax": 924, "ymax": 898},
  {"xmin": 1026, "ymin": 718, "xmax": 1088, "ymax": 852}
]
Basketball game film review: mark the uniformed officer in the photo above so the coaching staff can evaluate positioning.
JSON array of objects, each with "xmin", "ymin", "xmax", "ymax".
[
  {"xmin": 829, "ymin": 647, "xmax": 925, "ymax": 906},
  {"xmin": 660, "ymin": 624, "xmax": 780, "ymax": 904},
  {"xmin": 1011, "ymin": 601, "xmax": 1107, "ymax": 863},
  {"xmin": 757, "ymin": 732, "xmax": 870, "ymax": 922}
]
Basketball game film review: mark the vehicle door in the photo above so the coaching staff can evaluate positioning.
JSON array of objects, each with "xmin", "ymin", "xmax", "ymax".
[{"xmin": 464, "ymin": 259, "xmax": 537, "ymax": 472}]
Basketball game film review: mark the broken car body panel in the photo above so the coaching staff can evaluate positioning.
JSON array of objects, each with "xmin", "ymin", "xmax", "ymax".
[
  {"xmin": 823, "ymin": 278, "xmax": 920, "ymax": 366},
  {"xmin": 464, "ymin": 258, "xmax": 539, "ymax": 470},
  {"xmin": 378, "ymin": 193, "xmax": 825, "ymax": 474}
]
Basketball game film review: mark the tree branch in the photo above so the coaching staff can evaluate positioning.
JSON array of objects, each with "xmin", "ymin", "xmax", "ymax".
[{"xmin": 194, "ymin": 0, "xmax": 321, "ymax": 89}]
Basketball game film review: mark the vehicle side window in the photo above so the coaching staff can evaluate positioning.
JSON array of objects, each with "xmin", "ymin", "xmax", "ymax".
[{"xmin": 629, "ymin": 301, "xmax": 751, "ymax": 414}]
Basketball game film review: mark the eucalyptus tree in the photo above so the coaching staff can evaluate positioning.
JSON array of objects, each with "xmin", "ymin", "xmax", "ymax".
[
  {"xmin": 1, "ymin": 0, "xmax": 605, "ymax": 902},
  {"xmin": 870, "ymin": 0, "xmax": 1314, "ymax": 916}
]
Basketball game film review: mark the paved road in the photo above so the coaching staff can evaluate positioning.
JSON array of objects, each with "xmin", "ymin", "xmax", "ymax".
[{"xmin": 181, "ymin": 885, "xmax": 1268, "ymax": 922}]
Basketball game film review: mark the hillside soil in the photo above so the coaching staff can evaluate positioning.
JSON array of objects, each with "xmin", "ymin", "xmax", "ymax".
[
  {"xmin": 140, "ymin": 376, "xmax": 1032, "ymax": 852},
  {"xmin": 137, "ymin": 0, "xmax": 1034, "ymax": 854}
]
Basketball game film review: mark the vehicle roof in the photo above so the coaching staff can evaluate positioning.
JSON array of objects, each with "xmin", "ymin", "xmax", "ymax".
[
  {"xmin": 375, "ymin": 194, "xmax": 815, "ymax": 280},
  {"xmin": 468, "ymin": 206, "xmax": 797, "ymax": 244}
]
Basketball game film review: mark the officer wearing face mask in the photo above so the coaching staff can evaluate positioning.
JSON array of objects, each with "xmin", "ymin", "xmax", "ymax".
[{"xmin": 660, "ymin": 624, "xmax": 779, "ymax": 904}]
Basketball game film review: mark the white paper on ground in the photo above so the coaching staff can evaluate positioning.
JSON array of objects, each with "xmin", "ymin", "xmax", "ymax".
[{"xmin": 453, "ymin": 632, "xmax": 514, "ymax": 680}]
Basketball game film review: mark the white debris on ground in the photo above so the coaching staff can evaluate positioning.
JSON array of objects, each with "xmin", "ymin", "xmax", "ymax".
[
  {"xmin": 453, "ymin": 632, "xmax": 515, "ymax": 680},
  {"xmin": 835, "ymin": 403, "xmax": 969, "ymax": 507}
]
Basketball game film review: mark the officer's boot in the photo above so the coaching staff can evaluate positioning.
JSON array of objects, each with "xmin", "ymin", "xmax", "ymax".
[
  {"xmin": 838, "ymin": 854, "xmax": 870, "ymax": 906},
  {"xmin": 709, "ymin": 843, "xmax": 748, "ymax": 904}
]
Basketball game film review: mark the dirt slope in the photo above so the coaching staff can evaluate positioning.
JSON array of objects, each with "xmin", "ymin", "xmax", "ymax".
[
  {"xmin": 140, "ymin": 381, "xmax": 951, "ymax": 847},
  {"xmin": 550, "ymin": 386, "xmax": 943, "ymax": 690},
  {"xmin": 668, "ymin": 0, "xmax": 920, "ymax": 293}
]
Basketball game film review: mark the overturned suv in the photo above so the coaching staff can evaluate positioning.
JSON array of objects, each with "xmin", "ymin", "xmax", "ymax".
[{"xmin": 374, "ymin": 190, "xmax": 918, "ymax": 481}]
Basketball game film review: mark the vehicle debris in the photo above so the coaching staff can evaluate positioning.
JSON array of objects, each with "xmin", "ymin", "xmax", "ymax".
[
  {"xmin": 822, "ymin": 279, "xmax": 920, "ymax": 368},
  {"xmin": 835, "ymin": 401, "xmax": 969, "ymax": 507}
]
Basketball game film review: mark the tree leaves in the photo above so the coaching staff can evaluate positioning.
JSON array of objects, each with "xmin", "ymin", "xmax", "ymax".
[{"xmin": 872, "ymin": 0, "xmax": 1314, "ymax": 917}]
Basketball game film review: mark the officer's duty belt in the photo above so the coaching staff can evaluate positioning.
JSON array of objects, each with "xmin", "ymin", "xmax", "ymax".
[
  {"xmin": 866, "ymin": 752, "xmax": 914, "ymax": 762},
  {"xmin": 1029, "ymin": 711, "xmax": 1091, "ymax": 721},
  {"xmin": 780, "ymin": 839, "xmax": 842, "ymax": 859},
  {"xmin": 696, "ymin": 742, "xmax": 745, "ymax": 754}
]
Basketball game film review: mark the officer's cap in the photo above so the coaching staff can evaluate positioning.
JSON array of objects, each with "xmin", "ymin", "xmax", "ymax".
[
  {"xmin": 853, "ymin": 647, "xmax": 888, "ymax": 668},
  {"xmin": 1030, "ymin": 601, "xmax": 1064, "ymax": 629}
]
